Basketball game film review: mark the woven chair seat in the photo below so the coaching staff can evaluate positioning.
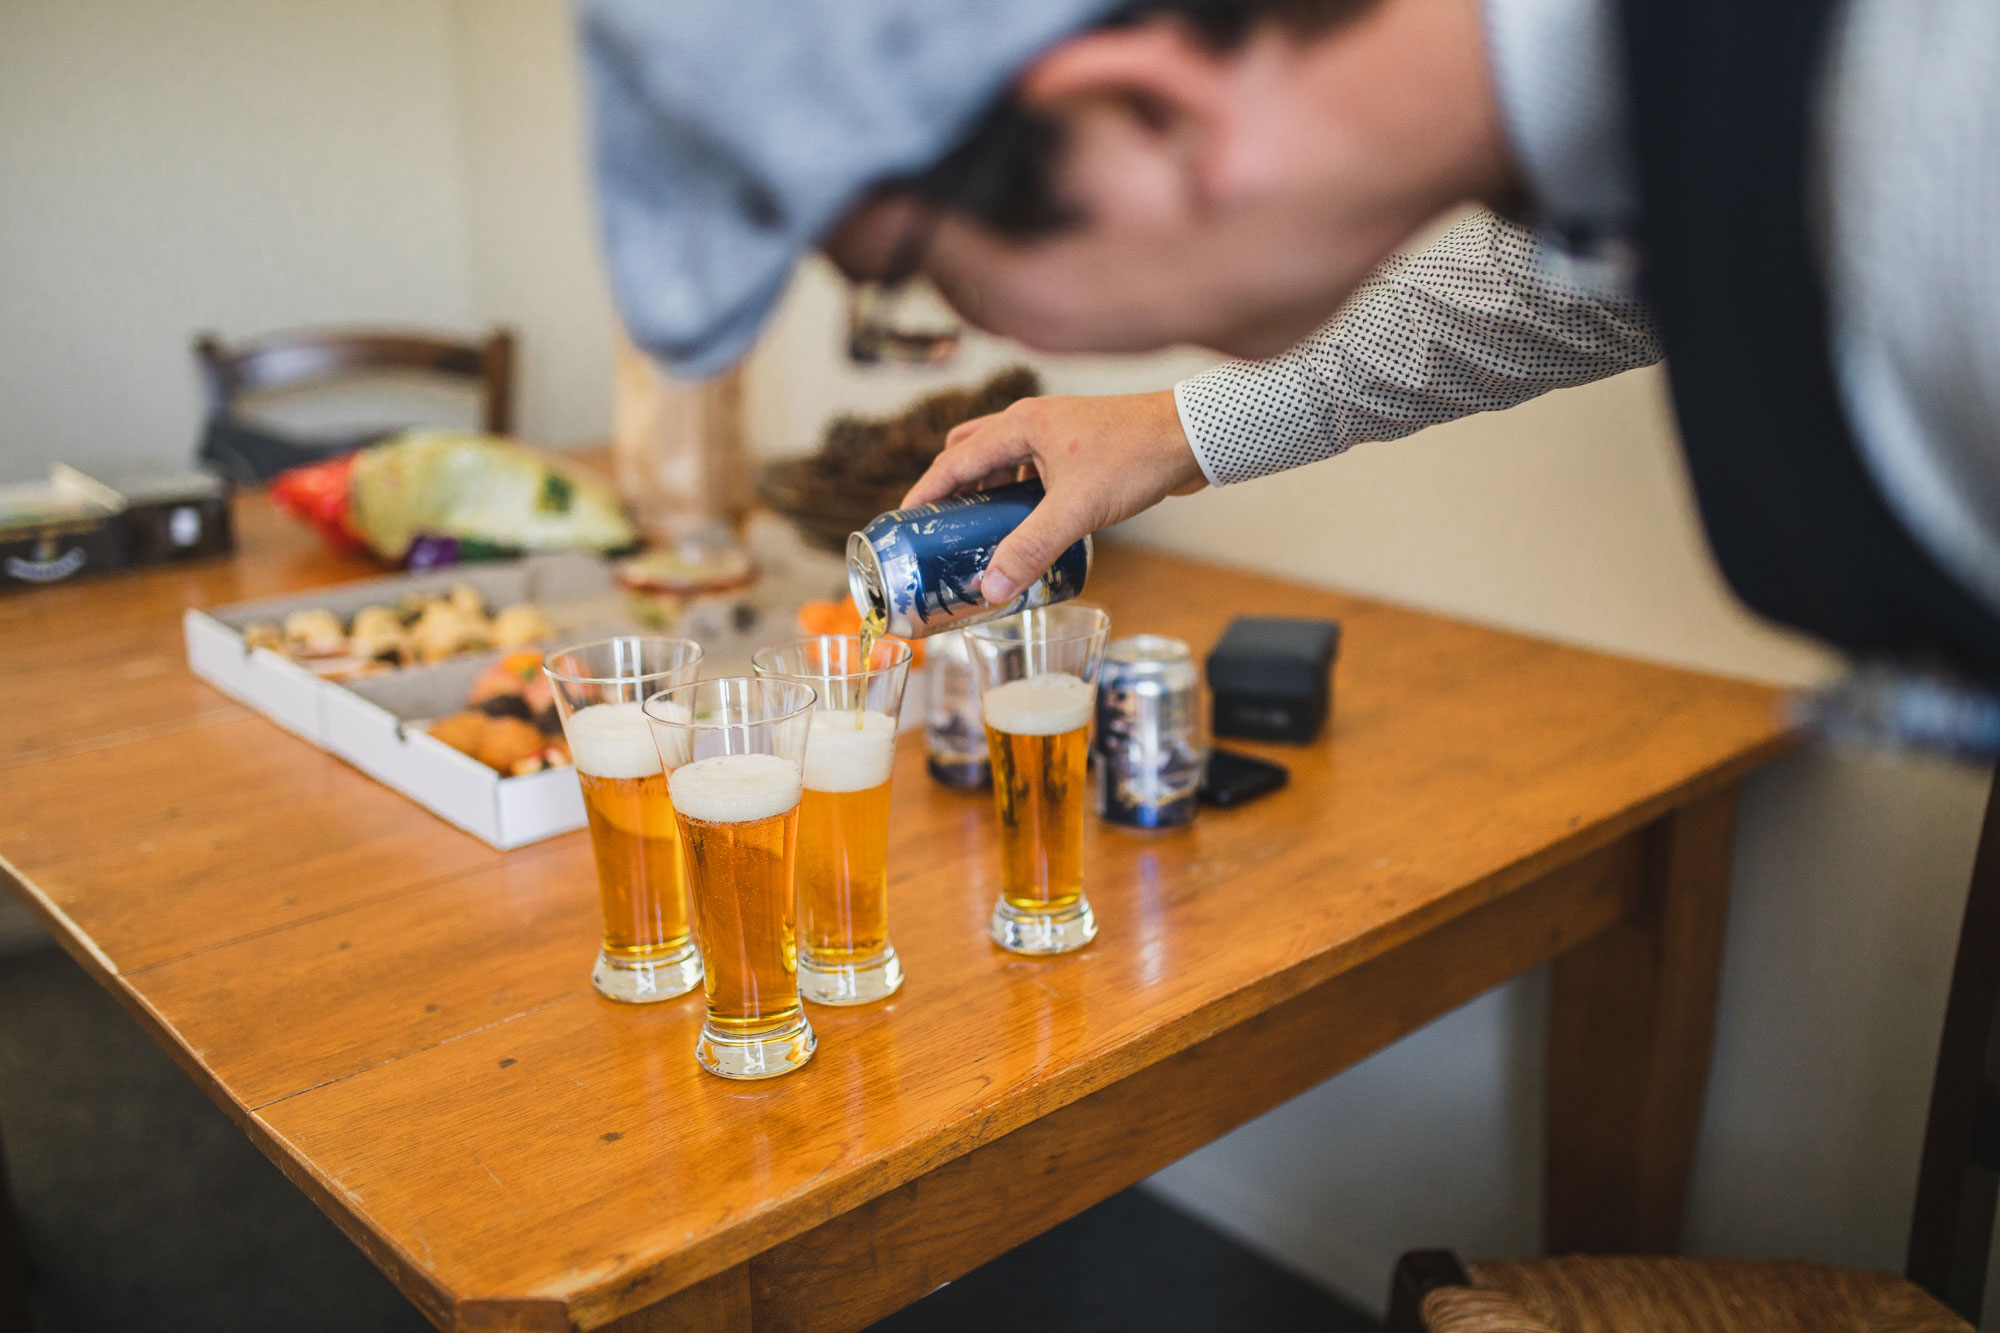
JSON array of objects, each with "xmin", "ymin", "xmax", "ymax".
[{"xmin": 1420, "ymin": 1256, "xmax": 1970, "ymax": 1333}]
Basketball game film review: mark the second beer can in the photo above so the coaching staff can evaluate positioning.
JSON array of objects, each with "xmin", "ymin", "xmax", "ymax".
[
  {"xmin": 847, "ymin": 479, "xmax": 1092, "ymax": 641},
  {"xmin": 1096, "ymin": 635, "xmax": 1203, "ymax": 829},
  {"xmin": 923, "ymin": 628, "xmax": 991, "ymax": 789}
]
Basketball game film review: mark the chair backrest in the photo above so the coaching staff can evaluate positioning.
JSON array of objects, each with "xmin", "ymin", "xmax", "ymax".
[
  {"xmin": 192, "ymin": 326, "xmax": 515, "ymax": 436},
  {"xmin": 1907, "ymin": 772, "xmax": 2000, "ymax": 1319}
]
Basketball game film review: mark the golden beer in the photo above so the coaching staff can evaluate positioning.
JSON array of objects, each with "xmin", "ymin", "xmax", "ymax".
[
  {"xmin": 797, "ymin": 709, "xmax": 897, "ymax": 966},
  {"xmin": 857, "ymin": 604, "xmax": 886, "ymax": 696},
  {"xmin": 982, "ymin": 674, "xmax": 1094, "ymax": 914},
  {"xmin": 968, "ymin": 607, "xmax": 1109, "ymax": 956},
  {"xmin": 753, "ymin": 634, "xmax": 913, "ymax": 1005},
  {"xmin": 670, "ymin": 752, "xmax": 805, "ymax": 1041},
  {"xmin": 565, "ymin": 701, "xmax": 700, "ymax": 999},
  {"xmin": 578, "ymin": 769, "xmax": 693, "ymax": 963}
]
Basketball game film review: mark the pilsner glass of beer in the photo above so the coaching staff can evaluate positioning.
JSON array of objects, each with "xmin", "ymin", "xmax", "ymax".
[
  {"xmin": 644, "ymin": 678, "xmax": 817, "ymax": 1079},
  {"xmin": 966, "ymin": 605, "xmax": 1112, "ymax": 955},
  {"xmin": 751, "ymin": 635, "xmax": 914, "ymax": 1005},
  {"xmin": 544, "ymin": 637, "xmax": 705, "ymax": 1003}
]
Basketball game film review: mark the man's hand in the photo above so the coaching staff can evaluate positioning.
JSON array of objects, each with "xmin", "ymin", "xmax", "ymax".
[{"xmin": 900, "ymin": 390, "xmax": 1207, "ymax": 605}]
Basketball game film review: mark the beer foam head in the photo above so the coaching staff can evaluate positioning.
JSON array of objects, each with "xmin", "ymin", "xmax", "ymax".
[
  {"xmin": 981, "ymin": 672, "xmax": 1094, "ymax": 736},
  {"xmin": 803, "ymin": 709, "xmax": 896, "ymax": 792},
  {"xmin": 564, "ymin": 701, "xmax": 678, "ymax": 779},
  {"xmin": 668, "ymin": 752, "xmax": 802, "ymax": 823}
]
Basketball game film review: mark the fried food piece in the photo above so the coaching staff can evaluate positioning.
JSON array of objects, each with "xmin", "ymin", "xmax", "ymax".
[
  {"xmin": 410, "ymin": 603, "xmax": 489, "ymax": 662},
  {"xmin": 350, "ymin": 604, "xmax": 399, "ymax": 639},
  {"xmin": 397, "ymin": 590, "xmax": 437, "ymax": 624},
  {"xmin": 241, "ymin": 621, "xmax": 284, "ymax": 653},
  {"xmin": 447, "ymin": 583, "xmax": 485, "ymax": 619},
  {"xmin": 427, "ymin": 711, "xmax": 489, "ymax": 757},
  {"xmin": 430, "ymin": 711, "xmax": 550, "ymax": 775},
  {"xmin": 469, "ymin": 655, "xmax": 529, "ymax": 704},
  {"xmin": 282, "ymin": 608, "xmax": 346, "ymax": 657},
  {"xmin": 490, "ymin": 603, "xmax": 551, "ymax": 649},
  {"xmin": 348, "ymin": 605, "xmax": 407, "ymax": 662},
  {"xmin": 474, "ymin": 716, "xmax": 546, "ymax": 773}
]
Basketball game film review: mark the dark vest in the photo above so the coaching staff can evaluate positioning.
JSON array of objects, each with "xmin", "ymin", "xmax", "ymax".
[{"xmin": 1618, "ymin": 0, "xmax": 2000, "ymax": 682}]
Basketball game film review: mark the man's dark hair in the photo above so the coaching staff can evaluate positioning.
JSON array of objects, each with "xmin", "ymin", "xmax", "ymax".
[{"xmin": 901, "ymin": 0, "xmax": 1376, "ymax": 236}]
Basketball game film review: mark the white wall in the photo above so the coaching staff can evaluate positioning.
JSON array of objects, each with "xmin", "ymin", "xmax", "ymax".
[
  {"xmin": 5, "ymin": 2, "xmax": 1993, "ymax": 1322},
  {"xmin": 0, "ymin": 0, "xmax": 477, "ymax": 480},
  {"xmin": 0, "ymin": 0, "xmax": 620, "ymax": 485},
  {"xmin": 444, "ymin": 0, "xmax": 619, "ymax": 447}
]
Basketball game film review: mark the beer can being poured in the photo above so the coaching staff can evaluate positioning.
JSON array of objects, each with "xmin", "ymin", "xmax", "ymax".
[{"xmin": 847, "ymin": 480, "xmax": 1092, "ymax": 641}]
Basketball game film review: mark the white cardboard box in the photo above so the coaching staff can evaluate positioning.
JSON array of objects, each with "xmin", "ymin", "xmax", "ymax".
[
  {"xmin": 324, "ymin": 658, "xmax": 585, "ymax": 848},
  {"xmin": 183, "ymin": 546, "xmax": 920, "ymax": 850},
  {"xmin": 184, "ymin": 554, "xmax": 621, "ymax": 848}
]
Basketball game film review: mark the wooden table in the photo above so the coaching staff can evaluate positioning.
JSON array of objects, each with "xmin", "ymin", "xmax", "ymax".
[{"xmin": 0, "ymin": 492, "xmax": 1793, "ymax": 1331}]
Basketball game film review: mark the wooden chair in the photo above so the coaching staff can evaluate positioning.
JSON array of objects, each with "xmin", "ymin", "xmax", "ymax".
[
  {"xmin": 1388, "ymin": 777, "xmax": 2000, "ymax": 1333},
  {"xmin": 193, "ymin": 326, "xmax": 515, "ymax": 481}
]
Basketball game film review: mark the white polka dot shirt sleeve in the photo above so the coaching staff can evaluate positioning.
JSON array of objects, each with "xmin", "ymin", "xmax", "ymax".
[{"xmin": 1176, "ymin": 210, "xmax": 1664, "ymax": 487}]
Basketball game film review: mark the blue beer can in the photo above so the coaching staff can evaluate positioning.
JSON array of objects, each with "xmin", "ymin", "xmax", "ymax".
[
  {"xmin": 1096, "ymin": 635, "xmax": 1203, "ymax": 829},
  {"xmin": 846, "ymin": 479, "xmax": 1093, "ymax": 640}
]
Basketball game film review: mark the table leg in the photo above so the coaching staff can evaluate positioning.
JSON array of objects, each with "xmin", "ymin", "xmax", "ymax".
[
  {"xmin": 1, "ymin": 1115, "xmax": 30, "ymax": 1328},
  {"xmin": 1545, "ymin": 784, "xmax": 1739, "ymax": 1253}
]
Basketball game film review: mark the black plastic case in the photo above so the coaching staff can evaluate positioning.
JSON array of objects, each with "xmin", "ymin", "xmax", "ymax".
[
  {"xmin": 1, "ymin": 464, "xmax": 233, "ymax": 593},
  {"xmin": 1205, "ymin": 616, "xmax": 1341, "ymax": 743}
]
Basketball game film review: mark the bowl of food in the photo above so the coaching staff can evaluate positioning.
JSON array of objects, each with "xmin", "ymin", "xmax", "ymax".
[{"xmin": 757, "ymin": 366, "xmax": 1040, "ymax": 552}]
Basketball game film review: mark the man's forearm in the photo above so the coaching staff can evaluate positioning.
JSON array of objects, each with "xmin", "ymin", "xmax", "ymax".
[{"xmin": 1175, "ymin": 210, "xmax": 1663, "ymax": 486}]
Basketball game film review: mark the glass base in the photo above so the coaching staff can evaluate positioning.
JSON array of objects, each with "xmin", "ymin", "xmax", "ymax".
[
  {"xmin": 696, "ymin": 1013, "xmax": 816, "ymax": 1080},
  {"xmin": 989, "ymin": 897, "xmax": 1097, "ymax": 955},
  {"xmin": 591, "ymin": 943, "xmax": 703, "ymax": 1004},
  {"xmin": 799, "ymin": 946, "xmax": 903, "ymax": 1006}
]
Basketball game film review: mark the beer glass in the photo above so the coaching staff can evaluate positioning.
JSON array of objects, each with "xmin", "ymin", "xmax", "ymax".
[
  {"xmin": 645, "ymin": 678, "xmax": 817, "ymax": 1079},
  {"xmin": 966, "ymin": 605, "xmax": 1112, "ymax": 955},
  {"xmin": 544, "ymin": 637, "xmax": 705, "ymax": 1003},
  {"xmin": 751, "ymin": 635, "xmax": 913, "ymax": 1005}
]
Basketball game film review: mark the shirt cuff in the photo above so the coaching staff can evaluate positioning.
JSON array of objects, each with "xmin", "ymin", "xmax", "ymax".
[{"xmin": 1173, "ymin": 380, "xmax": 1227, "ymax": 489}]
